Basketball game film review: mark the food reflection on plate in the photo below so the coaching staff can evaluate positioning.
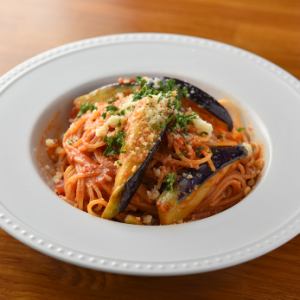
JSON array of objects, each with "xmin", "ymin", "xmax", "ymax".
[{"xmin": 43, "ymin": 76, "xmax": 264, "ymax": 225}]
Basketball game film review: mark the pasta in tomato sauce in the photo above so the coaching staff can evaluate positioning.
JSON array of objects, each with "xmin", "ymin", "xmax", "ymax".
[{"xmin": 44, "ymin": 76, "xmax": 264, "ymax": 225}]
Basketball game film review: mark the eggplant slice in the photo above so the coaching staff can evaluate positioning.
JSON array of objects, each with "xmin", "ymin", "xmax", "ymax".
[
  {"xmin": 74, "ymin": 82, "xmax": 135, "ymax": 108},
  {"xmin": 75, "ymin": 77, "xmax": 235, "ymax": 220},
  {"xmin": 102, "ymin": 95, "xmax": 173, "ymax": 219},
  {"xmin": 164, "ymin": 77, "xmax": 233, "ymax": 131},
  {"xmin": 75, "ymin": 77, "xmax": 233, "ymax": 131},
  {"xmin": 157, "ymin": 145, "xmax": 247, "ymax": 224}
]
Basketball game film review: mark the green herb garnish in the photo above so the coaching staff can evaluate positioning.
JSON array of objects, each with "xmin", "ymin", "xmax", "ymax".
[
  {"xmin": 164, "ymin": 173, "xmax": 177, "ymax": 191},
  {"xmin": 172, "ymin": 96, "xmax": 182, "ymax": 110},
  {"xmin": 66, "ymin": 138, "xmax": 74, "ymax": 145},
  {"xmin": 118, "ymin": 109, "xmax": 126, "ymax": 116},
  {"xmin": 104, "ymin": 131, "xmax": 125, "ymax": 156},
  {"xmin": 172, "ymin": 112, "xmax": 197, "ymax": 130},
  {"xmin": 115, "ymin": 160, "xmax": 122, "ymax": 167},
  {"xmin": 132, "ymin": 77, "xmax": 184, "ymax": 109},
  {"xmin": 181, "ymin": 86, "xmax": 189, "ymax": 98},
  {"xmin": 200, "ymin": 131, "xmax": 208, "ymax": 137},
  {"xmin": 106, "ymin": 105, "xmax": 118, "ymax": 114},
  {"xmin": 108, "ymin": 97, "xmax": 116, "ymax": 104},
  {"xmin": 133, "ymin": 83, "xmax": 158, "ymax": 101},
  {"xmin": 136, "ymin": 76, "xmax": 147, "ymax": 86},
  {"xmin": 101, "ymin": 112, "xmax": 107, "ymax": 119},
  {"xmin": 195, "ymin": 146, "xmax": 204, "ymax": 156},
  {"xmin": 77, "ymin": 103, "xmax": 97, "ymax": 117},
  {"xmin": 237, "ymin": 127, "xmax": 245, "ymax": 132},
  {"xmin": 165, "ymin": 79, "xmax": 176, "ymax": 91}
]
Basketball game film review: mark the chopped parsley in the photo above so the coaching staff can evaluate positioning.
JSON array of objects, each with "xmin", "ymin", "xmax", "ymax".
[
  {"xmin": 163, "ymin": 173, "xmax": 177, "ymax": 191},
  {"xmin": 237, "ymin": 127, "xmax": 245, "ymax": 132},
  {"xmin": 164, "ymin": 78, "xmax": 176, "ymax": 92},
  {"xmin": 181, "ymin": 86, "xmax": 189, "ymax": 98},
  {"xmin": 133, "ymin": 84, "xmax": 158, "ymax": 101},
  {"xmin": 136, "ymin": 76, "xmax": 147, "ymax": 86},
  {"xmin": 77, "ymin": 103, "xmax": 97, "ymax": 117},
  {"xmin": 172, "ymin": 112, "xmax": 197, "ymax": 130},
  {"xmin": 132, "ymin": 77, "xmax": 184, "ymax": 109},
  {"xmin": 67, "ymin": 136, "xmax": 79, "ymax": 145},
  {"xmin": 115, "ymin": 160, "xmax": 122, "ymax": 167},
  {"xmin": 66, "ymin": 137, "xmax": 76, "ymax": 145},
  {"xmin": 195, "ymin": 146, "xmax": 204, "ymax": 156},
  {"xmin": 104, "ymin": 131, "xmax": 125, "ymax": 156},
  {"xmin": 200, "ymin": 131, "xmax": 208, "ymax": 137},
  {"xmin": 106, "ymin": 105, "xmax": 118, "ymax": 113},
  {"xmin": 172, "ymin": 96, "xmax": 182, "ymax": 111},
  {"xmin": 101, "ymin": 112, "xmax": 107, "ymax": 119},
  {"xmin": 118, "ymin": 109, "xmax": 126, "ymax": 116}
]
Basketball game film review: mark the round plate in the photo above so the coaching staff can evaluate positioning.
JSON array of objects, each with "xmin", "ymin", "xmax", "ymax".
[{"xmin": 0, "ymin": 33, "xmax": 299, "ymax": 276}]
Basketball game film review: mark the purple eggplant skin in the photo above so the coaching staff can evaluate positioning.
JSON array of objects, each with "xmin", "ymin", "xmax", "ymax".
[
  {"xmin": 164, "ymin": 77, "xmax": 233, "ymax": 131},
  {"xmin": 177, "ymin": 145, "xmax": 247, "ymax": 201},
  {"xmin": 118, "ymin": 129, "xmax": 166, "ymax": 212},
  {"xmin": 92, "ymin": 78, "xmax": 234, "ymax": 213},
  {"xmin": 86, "ymin": 77, "xmax": 233, "ymax": 130}
]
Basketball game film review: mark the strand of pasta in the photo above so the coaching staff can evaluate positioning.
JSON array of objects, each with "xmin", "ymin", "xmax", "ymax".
[
  {"xmin": 188, "ymin": 145, "xmax": 263, "ymax": 221},
  {"xmin": 49, "ymin": 93, "xmax": 264, "ymax": 224}
]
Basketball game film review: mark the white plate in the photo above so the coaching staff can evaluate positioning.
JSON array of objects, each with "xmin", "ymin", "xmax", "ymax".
[{"xmin": 0, "ymin": 33, "xmax": 299, "ymax": 276}]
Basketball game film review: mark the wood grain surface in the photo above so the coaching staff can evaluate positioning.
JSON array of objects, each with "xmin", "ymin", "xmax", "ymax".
[{"xmin": 0, "ymin": 0, "xmax": 299, "ymax": 299}]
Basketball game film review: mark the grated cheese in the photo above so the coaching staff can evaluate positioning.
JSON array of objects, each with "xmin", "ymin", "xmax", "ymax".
[
  {"xmin": 192, "ymin": 115, "xmax": 213, "ymax": 136},
  {"xmin": 52, "ymin": 171, "xmax": 63, "ymax": 184},
  {"xmin": 95, "ymin": 115, "xmax": 125, "ymax": 137},
  {"xmin": 45, "ymin": 138, "xmax": 55, "ymax": 147}
]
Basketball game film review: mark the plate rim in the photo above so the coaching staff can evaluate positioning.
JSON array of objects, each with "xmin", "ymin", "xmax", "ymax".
[{"xmin": 0, "ymin": 33, "xmax": 299, "ymax": 276}]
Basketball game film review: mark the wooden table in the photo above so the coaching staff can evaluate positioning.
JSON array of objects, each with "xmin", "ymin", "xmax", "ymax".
[{"xmin": 0, "ymin": 0, "xmax": 299, "ymax": 299}]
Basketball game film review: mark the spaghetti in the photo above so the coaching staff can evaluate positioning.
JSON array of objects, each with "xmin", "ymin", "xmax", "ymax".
[{"xmin": 44, "ymin": 77, "xmax": 264, "ymax": 225}]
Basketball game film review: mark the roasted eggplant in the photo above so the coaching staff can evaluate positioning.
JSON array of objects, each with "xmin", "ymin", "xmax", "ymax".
[
  {"xmin": 78, "ymin": 76, "xmax": 235, "ymax": 219},
  {"xmin": 157, "ymin": 145, "xmax": 248, "ymax": 224},
  {"xmin": 75, "ymin": 76, "xmax": 233, "ymax": 130},
  {"xmin": 101, "ymin": 95, "xmax": 173, "ymax": 219},
  {"xmin": 164, "ymin": 77, "xmax": 233, "ymax": 131},
  {"xmin": 74, "ymin": 82, "xmax": 135, "ymax": 108}
]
